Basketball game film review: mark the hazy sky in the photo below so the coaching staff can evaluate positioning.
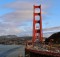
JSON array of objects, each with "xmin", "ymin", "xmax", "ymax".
[{"xmin": 0, "ymin": 0, "xmax": 60, "ymax": 37}]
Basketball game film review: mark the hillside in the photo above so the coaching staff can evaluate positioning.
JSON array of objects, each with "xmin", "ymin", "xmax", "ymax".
[
  {"xmin": 0, "ymin": 35, "xmax": 32, "ymax": 45},
  {"xmin": 45, "ymin": 32, "xmax": 60, "ymax": 44}
]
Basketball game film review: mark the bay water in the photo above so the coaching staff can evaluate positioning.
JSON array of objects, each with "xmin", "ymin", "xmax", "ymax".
[{"xmin": 0, "ymin": 45, "xmax": 25, "ymax": 57}]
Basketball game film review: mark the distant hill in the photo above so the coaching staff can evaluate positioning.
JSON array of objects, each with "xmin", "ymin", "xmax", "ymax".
[
  {"xmin": 0, "ymin": 35, "xmax": 32, "ymax": 45},
  {"xmin": 0, "ymin": 35, "xmax": 32, "ymax": 39},
  {"xmin": 45, "ymin": 32, "xmax": 60, "ymax": 44},
  {"xmin": 0, "ymin": 35, "xmax": 18, "ymax": 38}
]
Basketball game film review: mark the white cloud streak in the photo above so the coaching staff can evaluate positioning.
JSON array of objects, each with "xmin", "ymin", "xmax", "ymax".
[{"xmin": 0, "ymin": 0, "xmax": 52, "ymax": 36}]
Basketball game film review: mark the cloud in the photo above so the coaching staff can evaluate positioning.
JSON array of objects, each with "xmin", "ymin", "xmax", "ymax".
[
  {"xmin": 0, "ymin": 0, "xmax": 51, "ymax": 36},
  {"xmin": 1, "ymin": 0, "xmax": 49, "ymax": 23},
  {"xmin": 1, "ymin": 1, "xmax": 33, "ymax": 24},
  {"xmin": 1, "ymin": 10, "xmax": 33, "ymax": 23},
  {"xmin": 4, "ymin": 1, "xmax": 33, "ymax": 10},
  {"xmin": 0, "ymin": 19, "xmax": 32, "ymax": 36},
  {"xmin": 43, "ymin": 26, "xmax": 60, "ymax": 32}
]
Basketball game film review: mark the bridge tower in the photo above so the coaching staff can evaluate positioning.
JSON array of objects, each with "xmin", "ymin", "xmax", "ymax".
[{"xmin": 32, "ymin": 5, "xmax": 43, "ymax": 43}]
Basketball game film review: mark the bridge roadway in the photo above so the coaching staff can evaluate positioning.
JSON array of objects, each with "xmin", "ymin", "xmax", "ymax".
[{"xmin": 25, "ymin": 46, "xmax": 60, "ymax": 57}]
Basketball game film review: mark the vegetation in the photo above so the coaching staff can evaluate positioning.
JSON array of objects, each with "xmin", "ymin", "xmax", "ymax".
[
  {"xmin": 45, "ymin": 32, "xmax": 60, "ymax": 44},
  {"xmin": 0, "ymin": 35, "xmax": 32, "ymax": 45}
]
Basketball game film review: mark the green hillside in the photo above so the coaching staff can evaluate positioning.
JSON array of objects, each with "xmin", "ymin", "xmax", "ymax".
[{"xmin": 45, "ymin": 32, "xmax": 60, "ymax": 44}]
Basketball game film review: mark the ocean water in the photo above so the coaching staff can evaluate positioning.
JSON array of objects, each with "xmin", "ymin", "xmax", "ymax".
[{"xmin": 0, "ymin": 45, "xmax": 25, "ymax": 57}]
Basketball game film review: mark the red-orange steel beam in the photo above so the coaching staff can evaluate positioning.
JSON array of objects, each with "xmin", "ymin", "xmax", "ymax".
[
  {"xmin": 40, "ymin": 5, "xmax": 43, "ymax": 42},
  {"xmin": 32, "ymin": 5, "xmax": 43, "ymax": 43}
]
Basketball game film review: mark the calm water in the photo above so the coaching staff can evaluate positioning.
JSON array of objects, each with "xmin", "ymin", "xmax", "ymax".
[{"xmin": 0, "ymin": 45, "xmax": 25, "ymax": 57}]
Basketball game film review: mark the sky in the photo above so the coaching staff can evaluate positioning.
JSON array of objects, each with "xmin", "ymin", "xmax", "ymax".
[{"xmin": 0, "ymin": 0, "xmax": 60, "ymax": 37}]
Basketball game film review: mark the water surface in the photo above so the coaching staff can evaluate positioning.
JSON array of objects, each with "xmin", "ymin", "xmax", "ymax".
[{"xmin": 0, "ymin": 45, "xmax": 25, "ymax": 57}]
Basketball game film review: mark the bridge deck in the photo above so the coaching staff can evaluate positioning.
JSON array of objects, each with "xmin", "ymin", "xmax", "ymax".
[{"xmin": 25, "ymin": 47, "xmax": 60, "ymax": 57}]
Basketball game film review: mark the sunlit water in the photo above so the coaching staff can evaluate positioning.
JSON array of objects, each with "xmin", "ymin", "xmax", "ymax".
[{"xmin": 0, "ymin": 45, "xmax": 25, "ymax": 57}]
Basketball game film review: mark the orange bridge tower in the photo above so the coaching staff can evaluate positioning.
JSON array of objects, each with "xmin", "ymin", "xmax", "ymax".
[{"xmin": 32, "ymin": 5, "xmax": 43, "ymax": 43}]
